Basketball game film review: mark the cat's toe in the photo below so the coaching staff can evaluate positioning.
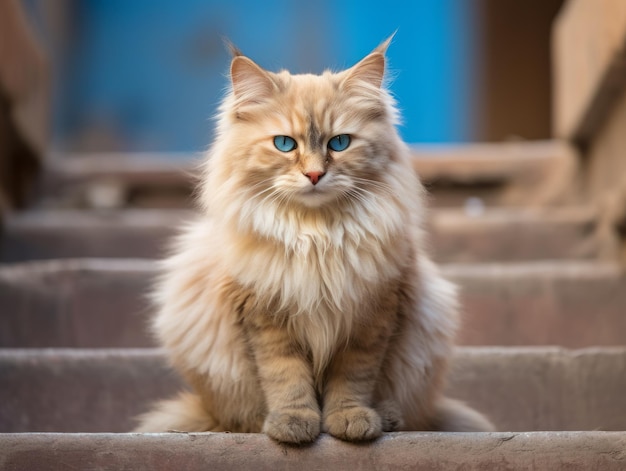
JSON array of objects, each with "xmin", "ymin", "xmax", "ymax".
[
  {"xmin": 263, "ymin": 408, "xmax": 321, "ymax": 444},
  {"xmin": 324, "ymin": 406, "xmax": 382, "ymax": 442}
]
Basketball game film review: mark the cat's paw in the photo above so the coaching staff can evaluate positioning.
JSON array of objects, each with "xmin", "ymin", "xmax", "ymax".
[
  {"xmin": 263, "ymin": 408, "xmax": 321, "ymax": 444},
  {"xmin": 377, "ymin": 399, "xmax": 404, "ymax": 432},
  {"xmin": 323, "ymin": 406, "xmax": 383, "ymax": 442}
]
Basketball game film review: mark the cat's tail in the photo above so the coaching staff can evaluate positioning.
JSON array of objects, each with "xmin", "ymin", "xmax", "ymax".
[
  {"xmin": 133, "ymin": 391, "xmax": 219, "ymax": 433},
  {"xmin": 431, "ymin": 397, "xmax": 495, "ymax": 432}
]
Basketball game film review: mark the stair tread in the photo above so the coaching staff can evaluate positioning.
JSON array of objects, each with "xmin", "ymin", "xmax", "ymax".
[
  {"xmin": 1, "ymin": 431, "xmax": 625, "ymax": 470},
  {"xmin": 4, "ymin": 205, "xmax": 595, "ymax": 222},
  {"xmin": 0, "ymin": 432, "xmax": 626, "ymax": 471},
  {"xmin": 1, "ymin": 347, "xmax": 625, "ymax": 433},
  {"xmin": 1, "ymin": 207, "xmax": 600, "ymax": 263},
  {"xmin": 2, "ymin": 259, "xmax": 623, "ymax": 348}
]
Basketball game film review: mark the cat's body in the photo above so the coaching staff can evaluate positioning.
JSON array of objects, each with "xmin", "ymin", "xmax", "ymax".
[{"xmin": 136, "ymin": 38, "xmax": 493, "ymax": 443}]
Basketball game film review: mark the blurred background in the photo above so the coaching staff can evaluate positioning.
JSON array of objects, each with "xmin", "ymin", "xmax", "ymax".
[{"xmin": 21, "ymin": 0, "xmax": 563, "ymax": 153}]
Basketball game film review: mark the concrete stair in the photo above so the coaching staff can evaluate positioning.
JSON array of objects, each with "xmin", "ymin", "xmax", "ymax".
[
  {"xmin": 2, "ymin": 348, "xmax": 626, "ymax": 433},
  {"xmin": 2, "ymin": 258, "xmax": 625, "ymax": 348},
  {"xmin": 1, "ymin": 141, "xmax": 625, "ymax": 469},
  {"xmin": 2, "ymin": 432, "xmax": 624, "ymax": 470},
  {"xmin": 0, "ymin": 206, "xmax": 600, "ymax": 263}
]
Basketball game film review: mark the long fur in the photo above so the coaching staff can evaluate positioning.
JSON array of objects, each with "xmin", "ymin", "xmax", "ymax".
[{"xmin": 135, "ymin": 39, "xmax": 493, "ymax": 442}]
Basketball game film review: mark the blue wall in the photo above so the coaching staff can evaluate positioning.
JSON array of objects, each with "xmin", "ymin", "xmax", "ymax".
[{"xmin": 56, "ymin": 0, "xmax": 477, "ymax": 152}]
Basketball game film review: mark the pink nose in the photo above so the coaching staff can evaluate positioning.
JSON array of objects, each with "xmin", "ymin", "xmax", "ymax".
[{"xmin": 304, "ymin": 171, "xmax": 325, "ymax": 185}]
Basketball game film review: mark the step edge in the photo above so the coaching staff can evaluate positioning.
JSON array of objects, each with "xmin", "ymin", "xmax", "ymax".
[
  {"xmin": 2, "ymin": 346, "xmax": 625, "ymax": 359},
  {"xmin": 1, "ymin": 431, "xmax": 624, "ymax": 470}
]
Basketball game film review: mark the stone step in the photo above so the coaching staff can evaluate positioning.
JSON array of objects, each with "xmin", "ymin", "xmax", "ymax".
[
  {"xmin": 447, "ymin": 261, "xmax": 626, "ymax": 346},
  {"xmin": 1, "ymin": 347, "xmax": 625, "ymax": 433},
  {"xmin": 2, "ymin": 259, "xmax": 624, "ymax": 348},
  {"xmin": 1, "ymin": 432, "xmax": 625, "ymax": 470},
  {"xmin": 0, "ymin": 209, "xmax": 190, "ymax": 262},
  {"xmin": 0, "ymin": 207, "xmax": 599, "ymax": 263},
  {"xmin": 412, "ymin": 140, "xmax": 579, "ymax": 208},
  {"xmin": 0, "ymin": 259, "xmax": 153, "ymax": 348},
  {"xmin": 41, "ymin": 140, "xmax": 578, "ymax": 209},
  {"xmin": 428, "ymin": 206, "xmax": 597, "ymax": 263}
]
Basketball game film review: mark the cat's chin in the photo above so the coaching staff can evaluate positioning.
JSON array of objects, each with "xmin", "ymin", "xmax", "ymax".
[{"xmin": 294, "ymin": 188, "xmax": 338, "ymax": 208}]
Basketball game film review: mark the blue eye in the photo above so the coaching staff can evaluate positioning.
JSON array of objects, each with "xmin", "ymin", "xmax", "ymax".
[
  {"xmin": 274, "ymin": 136, "xmax": 297, "ymax": 152},
  {"xmin": 328, "ymin": 134, "xmax": 351, "ymax": 152}
]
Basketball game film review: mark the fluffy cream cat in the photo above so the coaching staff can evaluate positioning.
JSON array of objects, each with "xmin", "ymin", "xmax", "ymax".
[{"xmin": 135, "ymin": 38, "xmax": 493, "ymax": 443}]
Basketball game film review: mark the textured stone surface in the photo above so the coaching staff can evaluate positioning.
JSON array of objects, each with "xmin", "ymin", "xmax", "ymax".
[
  {"xmin": 2, "ymin": 259, "xmax": 625, "ymax": 348},
  {"xmin": 448, "ymin": 347, "xmax": 626, "ymax": 432},
  {"xmin": 0, "ymin": 349, "xmax": 182, "ymax": 433},
  {"xmin": 1, "ymin": 206, "xmax": 599, "ymax": 263},
  {"xmin": 445, "ymin": 261, "xmax": 626, "ymax": 346},
  {"xmin": 42, "ymin": 153, "xmax": 197, "ymax": 209},
  {"xmin": 0, "ymin": 209, "xmax": 190, "ymax": 262},
  {"xmin": 413, "ymin": 140, "xmax": 579, "ymax": 207},
  {"xmin": 429, "ymin": 207, "xmax": 598, "ymax": 263},
  {"xmin": 1, "ymin": 432, "xmax": 625, "ymax": 471},
  {"xmin": 0, "ymin": 258, "xmax": 155, "ymax": 348},
  {"xmin": 1, "ymin": 347, "xmax": 625, "ymax": 433}
]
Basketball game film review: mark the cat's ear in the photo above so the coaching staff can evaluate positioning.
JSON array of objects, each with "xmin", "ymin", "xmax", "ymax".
[
  {"xmin": 230, "ymin": 55, "xmax": 275, "ymax": 105},
  {"xmin": 342, "ymin": 35, "xmax": 394, "ymax": 90},
  {"xmin": 373, "ymin": 33, "xmax": 395, "ymax": 55}
]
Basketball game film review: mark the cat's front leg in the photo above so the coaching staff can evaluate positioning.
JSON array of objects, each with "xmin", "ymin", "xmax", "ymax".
[
  {"xmin": 322, "ymin": 348, "xmax": 384, "ymax": 441},
  {"xmin": 322, "ymin": 312, "xmax": 394, "ymax": 442},
  {"xmin": 244, "ymin": 318, "xmax": 321, "ymax": 444}
]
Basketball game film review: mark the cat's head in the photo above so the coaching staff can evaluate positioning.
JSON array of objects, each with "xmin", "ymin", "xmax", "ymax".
[{"xmin": 205, "ymin": 37, "xmax": 405, "ymax": 216}]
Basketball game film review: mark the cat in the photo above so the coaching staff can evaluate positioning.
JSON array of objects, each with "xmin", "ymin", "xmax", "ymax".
[{"xmin": 135, "ymin": 37, "xmax": 494, "ymax": 443}]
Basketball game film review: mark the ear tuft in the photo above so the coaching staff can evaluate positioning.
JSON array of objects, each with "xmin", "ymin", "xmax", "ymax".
[
  {"xmin": 230, "ymin": 56, "xmax": 275, "ymax": 104},
  {"xmin": 223, "ymin": 38, "xmax": 243, "ymax": 58},
  {"xmin": 344, "ymin": 51, "xmax": 386, "ymax": 89}
]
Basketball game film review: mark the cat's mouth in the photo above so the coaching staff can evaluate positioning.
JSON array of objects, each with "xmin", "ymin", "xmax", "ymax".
[{"xmin": 297, "ymin": 183, "xmax": 337, "ymax": 207}]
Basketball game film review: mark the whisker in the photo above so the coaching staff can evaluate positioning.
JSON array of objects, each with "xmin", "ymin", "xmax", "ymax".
[{"xmin": 349, "ymin": 178, "xmax": 399, "ymax": 198}]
